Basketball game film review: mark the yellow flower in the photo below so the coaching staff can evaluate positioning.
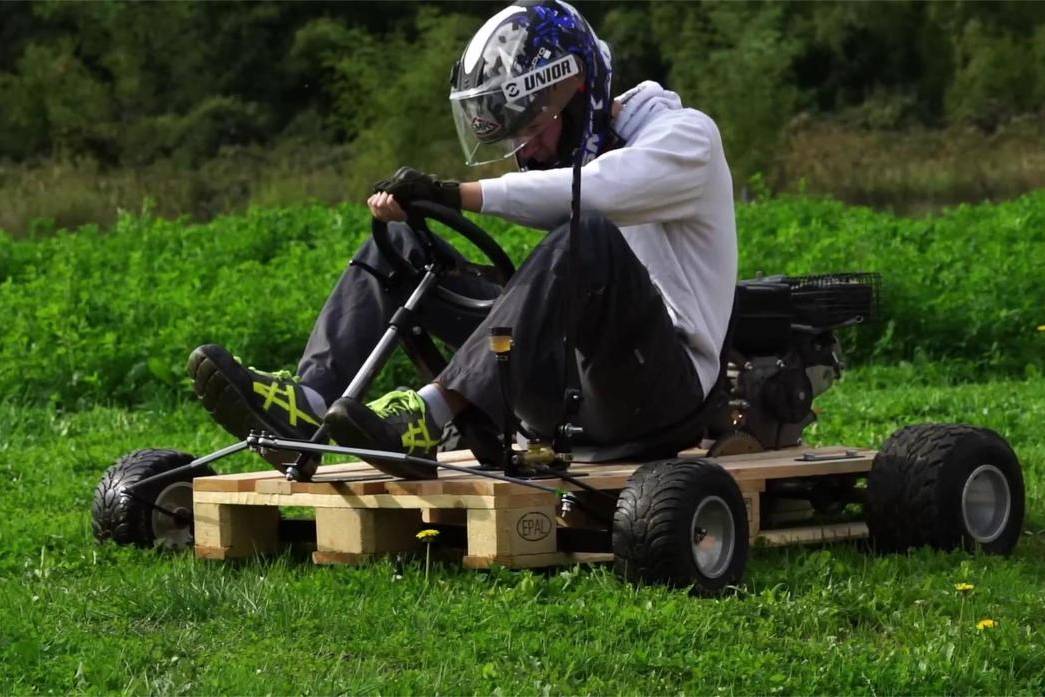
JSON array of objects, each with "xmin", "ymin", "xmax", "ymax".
[
  {"xmin": 416, "ymin": 529, "xmax": 440, "ymax": 542},
  {"xmin": 954, "ymin": 582, "xmax": 975, "ymax": 593},
  {"xmin": 976, "ymin": 618, "xmax": 997, "ymax": 631},
  {"xmin": 1038, "ymin": 325, "xmax": 1045, "ymax": 332}
]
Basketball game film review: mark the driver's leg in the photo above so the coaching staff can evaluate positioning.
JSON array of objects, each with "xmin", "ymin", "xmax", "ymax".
[
  {"xmin": 297, "ymin": 222, "xmax": 500, "ymax": 406},
  {"xmin": 188, "ymin": 222, "xmax": 498, "ymax": 448},
  {"xmin": 437, "ymin": 213, "xmax": 705, "ymax": 443},
  {"xmin": 325, "ymin": 214, "xmax": 706, "ymax": 472}
]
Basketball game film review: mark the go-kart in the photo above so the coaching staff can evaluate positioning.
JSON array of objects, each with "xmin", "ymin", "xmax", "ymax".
[{"xmin": 92, "ymin": 202, "xmax": 1026, "ymax": 593}]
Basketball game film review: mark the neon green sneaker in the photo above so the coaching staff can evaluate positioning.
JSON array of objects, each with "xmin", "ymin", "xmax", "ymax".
[
  {"xmin": 324, "ymin": 389, "xmax": 441, "ymax": 479},
  {"xmin": 187, "ymin": 344, "xmax": 321, "ymax": 443}
]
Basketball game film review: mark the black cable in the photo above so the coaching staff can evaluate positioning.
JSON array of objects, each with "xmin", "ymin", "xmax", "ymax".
[{"xmin": 555, "ymin": 100, "xmax": 590, "ymax": 450}]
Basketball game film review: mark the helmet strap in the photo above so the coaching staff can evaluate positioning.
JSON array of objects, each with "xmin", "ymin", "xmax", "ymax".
[{"xmin": 552, "ymin": 92, "xmax": 590, "ymax": 455}]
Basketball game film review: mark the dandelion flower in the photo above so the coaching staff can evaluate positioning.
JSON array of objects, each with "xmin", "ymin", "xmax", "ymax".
[
  {"xmin": 976, "ymin": 618, "xmax": 997, "ymax": 630},
  {"xmin": 416, "ymin": 529, "xmax": 439, "ymax": 582},
  {"xmin": 1038, "ymin": 325, "xmax": 1045, "ymax": 332},
  {"xmin": 954, "ymin": 582, "xmax": 975, "ymax": 593}
]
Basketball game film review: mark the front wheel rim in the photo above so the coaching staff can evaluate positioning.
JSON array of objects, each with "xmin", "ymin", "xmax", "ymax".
[
  {"xmin": 690, "ymin": 496, "xmax": 735, "ymax": 579},
  {"xmin": 151, "ymin": 481, "xmax": 195, "ymax": 549},
  {"xmin": 961, "ymin": 464, "xmax": 1011, "ymax": 544}
]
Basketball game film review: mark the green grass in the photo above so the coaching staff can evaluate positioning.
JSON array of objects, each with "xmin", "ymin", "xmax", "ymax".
[
  {"xmin": 1, "ymin": 193, "xmax": 1042, "ymax": 692},
  {"xmin": 2, "ymin": 366, "xmax": 1043, "ymax": 694}
]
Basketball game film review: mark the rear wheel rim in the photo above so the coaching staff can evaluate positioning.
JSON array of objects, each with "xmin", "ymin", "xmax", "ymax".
[
  {"xmin": 690, "ymin": 496, "xmax": 735, "ymax": 579},
  {"xmin": 961, "ymin": 464, "xmax": 1011, "ymax": 544},
  {"xmin": 152, "ymin": 481, "xmax": 194, "ymax": 549}
]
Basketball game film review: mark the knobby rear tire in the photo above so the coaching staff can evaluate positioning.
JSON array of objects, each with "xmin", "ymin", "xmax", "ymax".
[{"xmin": 866, "ymin": 423, "xmax": 1024, "ymax": 555}]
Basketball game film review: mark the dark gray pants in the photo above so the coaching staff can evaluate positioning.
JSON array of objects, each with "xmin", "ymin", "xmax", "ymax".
[{"xmin": 298, "ymin": 214, "xmax": 704, "ymax": 444}]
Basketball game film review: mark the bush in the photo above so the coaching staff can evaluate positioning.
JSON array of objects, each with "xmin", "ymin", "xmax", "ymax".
[
  {"xmin": 327, "ymin": 9, "xmax": 482, "ymax": 193},
  {"xmin": 946, "ymin": 20, "xmax": 1044, "ymax": 129},
  {"xmin": 0, "ymin": 203, "xmax": 541, "ymax": 408},
  {"xmin": 652, "ymin": 3, "xmax": 801, "ymax": 180},
  {"xmin": 0, "ymin": 193, "xmax": 1041, "ymax": 409},
  {"xmin": 0, "ymin": 40, "xmax": 116, "ymax": 162},
  {"xmin": 737, "ymin": 190, "xmax": 1045, "ymax": 370}
]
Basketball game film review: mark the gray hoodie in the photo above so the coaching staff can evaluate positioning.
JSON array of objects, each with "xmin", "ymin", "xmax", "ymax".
[{"xmin": 479, "ymin": 81, "xmax": 738, "ymax": 393}]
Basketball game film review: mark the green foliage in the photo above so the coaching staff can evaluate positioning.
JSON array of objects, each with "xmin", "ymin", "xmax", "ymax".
[
  {"xmin": 0, "ymin": 202, "xmax": 541, "ymax": 408},
  {"xmin": 289, "ymin": 19, "xmax": 387, "ymax": 143},
  {"xmin": 0, "ymin": 194, "xmax": 1042, "ymax": 409},
  {"xmin": 597, "ymin": 5, "xmax": 667, "ymax": 96},
  {"xmin": 3, "ymin": 1, "xmax": 1044, "ymax": 186},
  {"xmin": 120, "ymin": 97, "xmax": 271, "ymax": 167},
  {"xmin": 0, "ymin": 39, "xmax": 114, "ymax": 160},
  {"xmin": 327, "ymin": 9, "xmax": 482, "ymax": 192},
  {"xmin": 173, "ymin": 97, "xmax": 272, "ymax": 166},
  {"xmin": 737, "ymin": 190, "xmax": 1045, "ymax": 371},
  {"xmin": 653, "ymin": 3, "xmax": 801, "ymax": 179},
  {"xmin": 946, "ymin": 20, "xmax": 1045, "ymax": 129}
]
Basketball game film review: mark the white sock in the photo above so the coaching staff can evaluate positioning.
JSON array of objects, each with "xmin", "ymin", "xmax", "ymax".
[
  {"xmin": 301, "ymin": 384, "xmax": 328, "ymax": 416},
  {"xmin": 417, "ymin": 383, "xmax": 453, "ymax": 431}
]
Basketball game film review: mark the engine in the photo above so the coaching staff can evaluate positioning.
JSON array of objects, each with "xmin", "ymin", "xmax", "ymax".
[{"xmin": 707, "ymin": 272, "xmax": 880, "ymax": 451}]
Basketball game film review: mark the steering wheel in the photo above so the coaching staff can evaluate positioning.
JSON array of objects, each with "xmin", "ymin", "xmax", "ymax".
[{"xmin": 371, "ymin": 200, "xmax": 515, "ymax": 311}]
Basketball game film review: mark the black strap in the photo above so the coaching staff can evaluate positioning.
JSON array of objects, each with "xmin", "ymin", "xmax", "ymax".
[{"xmin": 555, "ymin": 101, "xmax": 589, "ymax": 452}]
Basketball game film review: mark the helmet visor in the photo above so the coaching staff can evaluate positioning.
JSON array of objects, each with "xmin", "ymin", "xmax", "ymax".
[{"xmin": 450, "ymin": 54, "xmax": 583, "ymax": 167}]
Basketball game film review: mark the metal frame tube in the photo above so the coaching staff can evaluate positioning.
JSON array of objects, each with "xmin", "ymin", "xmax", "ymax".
[
  {"xmin": 124, "ymin": 440, "xmax": 251, "ymax": 494},
  {"xmin": 253, "ymin": 434, "xmax": 562, "ymax": 494},
  {"xmin": 287, "ymin": 265, "xmax": 442, "ymax": 481},
  {"xmin": 341, "ymin": 267, "xmax": 440, "ymax": 402}
]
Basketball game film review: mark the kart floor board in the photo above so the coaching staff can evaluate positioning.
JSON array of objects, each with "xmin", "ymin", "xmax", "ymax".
[{"xmin": 193, "ymin": 445, "xmax": 874, "ymax": 568}]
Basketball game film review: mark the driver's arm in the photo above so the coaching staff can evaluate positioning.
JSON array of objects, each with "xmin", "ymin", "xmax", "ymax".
[
  {"xmin": 475, "ymin": 109, "xmax": 718, "ymax": 231},
  {"xmin": 460, "ymin": 182, "xmax": 483, "ymax": 213},
  {"xmin": 368, "ymin": 108, "xmax": 717, "ymax": 226}
]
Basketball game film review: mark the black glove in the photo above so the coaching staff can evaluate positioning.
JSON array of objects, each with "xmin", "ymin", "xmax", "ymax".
[{"xmin": 372, "ymin": 166, "xmax": 461, "ymax": 210}]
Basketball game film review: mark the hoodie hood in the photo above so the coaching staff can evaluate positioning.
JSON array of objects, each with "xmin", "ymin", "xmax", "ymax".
[{"xmin": 612, "ymin": 81, "xmax": 684, "ymax": 145}]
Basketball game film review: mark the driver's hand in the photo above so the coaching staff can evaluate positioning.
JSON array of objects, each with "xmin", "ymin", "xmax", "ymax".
[
  {"xmin": 371, "ymin": 166, "xmax": 462, "ymax": 211},
  {"xmin": 367, "ymin": 191, "xmax": 407, "ymax": 222}
]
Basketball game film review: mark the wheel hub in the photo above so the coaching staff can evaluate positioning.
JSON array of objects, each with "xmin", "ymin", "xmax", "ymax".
[
  {"xmin": 151, "ymin": 481, "xmax": 195, "ymax": 549},
  {"xmin": 961, "ymin": 464, "xmax": 1011, "ymax": 544},
  {"xmin": 690, "ymin": 496, "xmax": 735, "ymax": 579}
]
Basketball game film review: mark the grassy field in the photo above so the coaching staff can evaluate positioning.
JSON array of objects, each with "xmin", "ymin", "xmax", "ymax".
[
  {"xmin": 1, "ymin": 193, "xmax": 1042, "ymax": 693},
  {"xmin": 2, "ymin": 365, "xmax": 1042, "ymax": 694}
]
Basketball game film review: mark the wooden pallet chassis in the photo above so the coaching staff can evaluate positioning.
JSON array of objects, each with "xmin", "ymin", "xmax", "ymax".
[{"xmin": 193, "ymin": 445, "xmax": 876, "ymax": 569}]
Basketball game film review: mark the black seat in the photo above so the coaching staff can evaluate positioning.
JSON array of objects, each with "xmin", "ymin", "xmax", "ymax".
[{"xmin": 571, "ymin": 292, "xmax": 741, "ymax": 463}]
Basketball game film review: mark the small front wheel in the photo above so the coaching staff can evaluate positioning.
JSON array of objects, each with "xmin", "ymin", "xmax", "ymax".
[
  {"xmin": 92, "ymin": 449, "xmax": 214, "ymax": 550},
  {"xmin": 613, "ymin": 458, "xmax": 749, "ymax": 594}
]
